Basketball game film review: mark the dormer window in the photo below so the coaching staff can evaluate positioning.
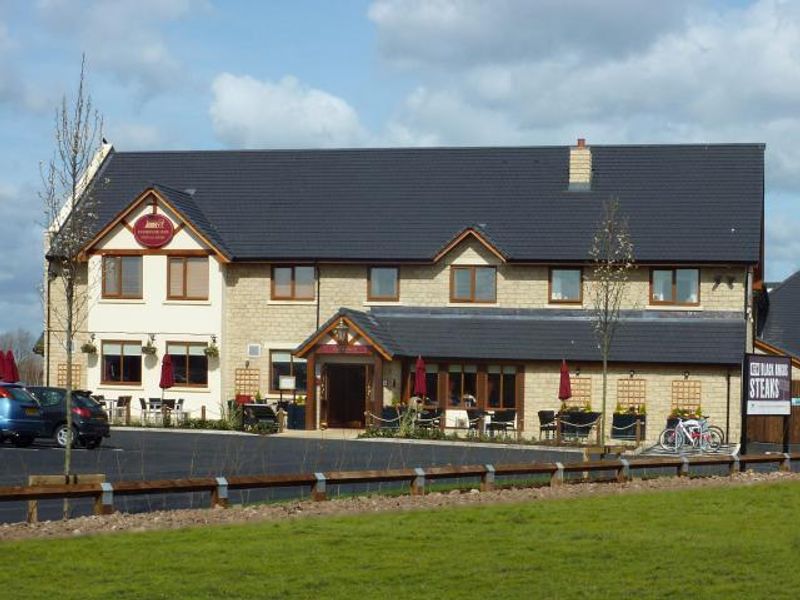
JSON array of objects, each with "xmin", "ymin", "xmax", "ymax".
[
  {"xmin": 450, "ymin": 266, "xmax": 496, "ymax": 303},
  {"xmin": 650, "ymin": 268, "xmax": 700, "ymax": 306}
]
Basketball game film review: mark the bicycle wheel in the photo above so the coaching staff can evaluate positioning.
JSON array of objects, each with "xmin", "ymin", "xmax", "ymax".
[
  {"xmin": 707, "ymin": 429, "xmax": 723, "ymax": 450},
  {"xmin": 708, "ymin": 425, "xmax": 725, "ymax": 444},
  {"xmin": 659, "ymin": 428, "xmax": 683, "ymax": 451}
]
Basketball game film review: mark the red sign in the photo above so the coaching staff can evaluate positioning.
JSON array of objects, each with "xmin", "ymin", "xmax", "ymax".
[
  {"xmin": 133, "ymin": 214, "xmax": 174, "ymax": 248},
  {"xmin": 316, "ymin": 344, "xmax": 371, "ymax": 355}
]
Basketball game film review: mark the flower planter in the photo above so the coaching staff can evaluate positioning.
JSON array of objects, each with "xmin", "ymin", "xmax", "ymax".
[
  {"xmin": 286, "ymin": 404, "xmax": 306, "ymax": 430},
  {"xmin": 559, "ymin": 411, "xmax": 601, "ymax": 438},
  {"xmin": 611, "ymin": 413, "xmax": 646, "ymax": 441}
]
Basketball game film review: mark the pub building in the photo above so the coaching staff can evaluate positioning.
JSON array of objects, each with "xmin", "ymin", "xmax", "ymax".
[{"xmin": 43, "ymin": 140, "xmax": 765, "ymax": 443}]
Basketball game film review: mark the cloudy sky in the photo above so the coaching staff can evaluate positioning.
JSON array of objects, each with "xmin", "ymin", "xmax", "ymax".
[{"xmin": 1, "ymin": 0, "xmax": 799, "ymax": 334}]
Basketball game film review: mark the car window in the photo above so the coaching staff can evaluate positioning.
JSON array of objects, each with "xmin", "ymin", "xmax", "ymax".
[
  {"xmin": 72, "ymin": 394, "xmax": 98, "ymax": 408},
  {"xmin": 31, "ymin": 388, "xmax": 62, "ymax": 407},
  {"xmin": 2, "ymin": 387, "xmax": 39, "ymax": 403}
]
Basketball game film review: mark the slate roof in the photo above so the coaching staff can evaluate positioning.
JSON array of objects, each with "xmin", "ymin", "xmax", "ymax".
[
  {"xmin": 300, "ymin": 307, "xmax": 746, "ymax": 365},
  {"xmin": 86, "ymin": 143, "xmax": 764, "ymax": 263},
  {"xmin": 759, "ymin": 270, "xmax": 800, "ymax": 358}
]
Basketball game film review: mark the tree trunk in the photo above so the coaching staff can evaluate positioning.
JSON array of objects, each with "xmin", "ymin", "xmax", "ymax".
[
  {"xmin": 63, "ymin": 275, "xmax": 74, "ymax": 520},
  {"xmin": 601, "ymin": 352, "xmax": 608, "ymax": 448}
]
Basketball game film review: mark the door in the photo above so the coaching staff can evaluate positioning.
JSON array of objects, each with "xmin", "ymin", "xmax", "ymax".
[{"xmin": 326, "ymin": 364, "xmax": 367, "ymax": 428}]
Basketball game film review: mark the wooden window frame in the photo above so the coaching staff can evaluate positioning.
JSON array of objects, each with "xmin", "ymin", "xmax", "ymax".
[
  {"xmin": 167, "ymin": 256, "xmax": 209, "ymax": 301},
  {"xmin": 268, "ymin": 349, "xmax": 308, "ymax": 395},
  {"xmin": 487, "ymin": 365, "xmax": 518, "ymax": 411},
  {"xmin": 548, "ymin": 267, "xmax": 583, "ymax": 304},
  {"xmin": 449, "ymin": 265, "xmax": 497, "ymax": 304},
  {"xmin": 649, "ymin": 268, "xmax": 701, "ymax": 306},
  {"xmin": 102, "ymin": 255, "xmax": 143, "ymax": 299},
  {"xmin": 100, "ymin": 340, "xmax": 142, "ymax": 385},
  {"xmin": 270, "ymin": 266, "xmax": 315, "ymax": 301},
  {"xmin": 166, "ymin": 341, "xmax": 208, "ymax": 388},
  {"xmin": 367, "ymin": 266, "xmax": 400, "ymax": 302}
]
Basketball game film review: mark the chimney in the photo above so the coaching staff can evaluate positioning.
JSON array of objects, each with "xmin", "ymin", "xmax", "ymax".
[{"xmin": 568, "ymin": 137, "xmax": 591, "ymax": 191}]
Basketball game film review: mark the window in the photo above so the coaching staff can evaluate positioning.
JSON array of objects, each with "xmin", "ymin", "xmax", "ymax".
[
  {"xmin": 102, "ymin": 256, "xmax": 142, "ymax": 299},
  {"xmin": 487, "ymin": 365, "xmax": 517, "ymax": 410},
  {"xmin": 450, "ymin": 266, "xmax": 496, "ymax": 303},
  {"xmin": 409, "ymin": 364, "xmax": 439, "ymax": 407},
  {"xmin": 271, "ymin": 266, "xmax": 315, "ymax": 300},
  {"xmin": 650, "ymin": 268, "xmax": 700, "ymax": 305},
  {"xmin": 101, "ymin": 341, "xmax": 141, "ymax": 385},
  {"xmin": 549, "ymin": 268, "xmax": 582, "ymax": 303},
  {"xmin": 269, "ymin": 351, "xmax": 308, "ymax": 394},
  {"xmin": 448, "ymin": 364, "xmax": 478, "ymax": 406},
  {"xmin": 368, "ymin": 267, "xmax": 399, "ymax": 301},
  {"xmin": 168, "ymin": 257, "xmax": 209, "ymax": 300},
  {"xmin": 167, "ymin": 342, "xmax": 208, "ymax": 387}
]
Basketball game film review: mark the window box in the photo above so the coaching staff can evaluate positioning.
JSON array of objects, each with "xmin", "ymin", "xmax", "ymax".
[
  {"xmin": 558, "ymin": 410, "xmax": 601, "ymax": 437},
  {"xmin": 611, "ymin": 413, "xmax": 646, "ymax": 441}
]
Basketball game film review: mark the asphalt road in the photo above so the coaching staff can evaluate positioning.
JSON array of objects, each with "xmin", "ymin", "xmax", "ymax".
[{"xmin": 0, "ymin": 430, "xmax": 582, "ymax": 524}]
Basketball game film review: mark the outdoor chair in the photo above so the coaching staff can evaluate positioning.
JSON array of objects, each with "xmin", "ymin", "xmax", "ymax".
[
  {"xmin": 467, "ymin": 409, "xmax": 485, "ymax": 432},
  {"xmin": 538, "ymin": 410, "xmax": 557, "ymax": 440},
  {"xmin": 377, "ymin": 406, "xmax": 401, "ymax": 430},
  {"xmin": 139, "ymin": 398, "xmax": 160, "ymax": 424},
  {"xmin": 416, "ymin": 408, "xmax": 442, "ymax": 430},
  {"xmin": 174, "ymin": 398, "xmax": 187, "ymax": 424},
  {"xmin": 112, "ymin": 395, "xmax": 131, "ymax": 423},
  {"xmin": 487, "ymin": 410, "xmax": 516, "ymax": 435}
]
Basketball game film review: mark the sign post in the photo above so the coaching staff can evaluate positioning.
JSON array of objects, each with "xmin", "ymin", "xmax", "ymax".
[{"xmin": 741, "ymin": 353, "xmax": 792, "ymax": 454}]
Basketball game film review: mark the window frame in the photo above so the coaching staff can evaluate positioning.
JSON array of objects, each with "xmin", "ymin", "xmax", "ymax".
[
  {"xmin": 100, "ymin": 340, "xmax": 142, "ymax": 385},
  {"xmin": 167, "ymin": 256, "xmax": 209, "ymax": 301},
  {"xmin": 649, "ymin": 268, "xmax": 701, "ymax": 306},
  {"xmin": 268, "ymin": 349, "xmax": 308, "ymax": 395},
  {"xmin": 270, "ymin": 265, "xmax": 316, "ymax": 301},
  {"xmin": 449, "ymin": 265, "xmax": 497, "ymax": 304},
  {"xmin": 487, "ymin": 365, "xmax": 518, "ymax": 411},
  {"xmin": 367, "ymin": 266, "xmax": 400, "ymax": 302},
  {"xmin": 102, "ymin": 255, "xmax": 143, "ymax": 299},
  {"xmin": 548, "ymin": 267, "xmax": 583, "ymax": 304},
  {"xmin": 166, "ymin": 341, "xmax": 209, "ymax": 388}
]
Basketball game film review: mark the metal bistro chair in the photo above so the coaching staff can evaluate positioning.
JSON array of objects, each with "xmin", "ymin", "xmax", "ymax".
[
  {"xmin": 162, "ymin": 399, "xmax": 176, "ymax": 425},
  {"xmin": 487, "ymin": 410, "xmax": 517, "ymax": 436},
  {"xmin": 174, "ymin": 398, "xmax": 187, "ymax": 424},
  {"xmin": 139, "ymin": 398, "xmax": 160, "ymax": 424},
  {"xmin": 538, "ymin": 410, "xmax": 557, "ymax": 440},
  {"xmin": 113, "ymin": 395, "xmax": 132, "ymax": 423}
]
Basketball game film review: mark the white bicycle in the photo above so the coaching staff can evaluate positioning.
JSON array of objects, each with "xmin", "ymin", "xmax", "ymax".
[{"xmin": 659, "ymin": 418, "xmax": 723, "ymax": 452}]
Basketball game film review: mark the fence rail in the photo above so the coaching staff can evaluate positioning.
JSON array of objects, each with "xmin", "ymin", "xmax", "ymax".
[{"xmin": 3, "ymin": 453, "xmax": 798, "ymax": 523}]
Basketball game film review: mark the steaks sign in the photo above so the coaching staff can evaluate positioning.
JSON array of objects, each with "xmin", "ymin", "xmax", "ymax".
[
  {"xmin": 133, "ymin": 214, "xmax": 174, "ymax": 248},
  {"xmin": 744, "ymin": 353, "xmax": 792, "ymax": 415}
]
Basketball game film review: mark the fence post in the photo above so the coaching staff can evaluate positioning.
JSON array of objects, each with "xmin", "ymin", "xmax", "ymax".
[
  {"xmin": 481, "ymin": 464, "xmax": 495, "ymax": 491},
  {"xmin": 616, "ymin": 458, "xmax": 631, "ymax": 483},
  {"xmin": 94, "ymin": 482, "xmax": 114, "ymax": 515},
  {"xmin": 551, "ymin": 462, "xmax": 564, "ymax": 486},
  {"xmin": 201, "ymin": 405, "xmax": 206, "ymax": 421},
  {"xmin": 635, "ymin": 419, "xmax": 642, "ymax": 445},
  {"xmin": 411, "ymin": 468, "xmax": 426, "ymax": 496},
  {"xmin": 277, "ymin": 408, "xmax": 287, "ymax": 433},
  {"xmin": 312, "ymin": 473, "xmax": 327, "ymax": 501},
  {"xmin": 555, "ymin": 416, "xmax": 561, "ymax": 445},
  {"xmin": 678, "ymin": 456, "xmax": 690, "ymax": 477},
  {"xmin": 125, "ymin": 402, "xmax": 131, "ymax": 426},
  {"xmin": 211, "ymin": 477, "xmax": 229, "ymax": 508},
  {"xmin": 781, "ymin": 453, "xmax": 792, "ymax": 472}
]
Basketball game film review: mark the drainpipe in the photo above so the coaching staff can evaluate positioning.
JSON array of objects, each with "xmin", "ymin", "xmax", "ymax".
[
  {"xmin": 315, "ymin": 262, "xmax": 321, "ymax": 330},
  {"xmin": 726, "ymin": 369, "xmax": 731, "ymax": 441},
  {"xmin": 46, "ymin": 276, "xmax": 51, "ymax": 386}
]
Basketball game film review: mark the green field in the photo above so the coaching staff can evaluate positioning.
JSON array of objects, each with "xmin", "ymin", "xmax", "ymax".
[{"xmin": 2, "ymin": 482, "xmax": 800, "ymax": 599}]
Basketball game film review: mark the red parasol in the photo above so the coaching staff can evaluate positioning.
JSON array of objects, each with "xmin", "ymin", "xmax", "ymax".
[
  {"xmin": 0, "ymin": 350, "xmax": 6, "ymax": 382},
  {"xmin": 159, "ymin": 353, "xmax": 175, "ymax": 400},
  {"xmin": 414, "ymin": 356, "xmax": 427, "ymax": 398},
  {"xmin": 558, "ymin": 359, "xmax": 572, "ymax": 401},
  {"xmin": 5, "ymin": 350, "xmax": 19, "ymax": 383}
]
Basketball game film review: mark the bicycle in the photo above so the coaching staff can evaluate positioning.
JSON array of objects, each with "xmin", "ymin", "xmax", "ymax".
[{"xmin": 659, "ymin": 417, "xmax": 723, "ymax": 452}]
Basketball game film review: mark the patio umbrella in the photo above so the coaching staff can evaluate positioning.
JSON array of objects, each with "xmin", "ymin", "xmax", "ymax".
[
  {"xmin": 159, "ymin": 353, "xmax": 175, "ymax": 401},
  {"xmin": 0, "ymin": 350, "xmax": 6, "ymax": 382},
  {"xmin": 414, "ymin": 356, "xmax": 427, "ymax": 399},
  {"xmin": 558, "ymin": 359, "xmax": 572, "ymax": 402},
  {"xmin": 5, "ymin": 350, "xmax": 19, "ymax": 383}
]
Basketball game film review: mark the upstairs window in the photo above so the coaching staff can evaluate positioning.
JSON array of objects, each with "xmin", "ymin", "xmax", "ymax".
[
  {"xmin": 450, "ymin": 266, "xmax": 496, "ymax": 303},
  {"xmin": 368, "ymin": 267, "xmax": 399, "ymax": 301},
  {"xmin": 168, "ymin": 257, "xmax": 209, "ymax": 300},
  {"xmin": 549, "ymin": 268, "xmax": 582, "ymax": 303},
  {"xmin": 271, "ymin": 266, "xmax": 315, "ymax": 300},
  {"xmin": 651, "ymin": 268, "xmax": 700, "ymax": 305},
  {"xmin": 102, "ymin": 255, "xmax": 142, "ymax": 299}
]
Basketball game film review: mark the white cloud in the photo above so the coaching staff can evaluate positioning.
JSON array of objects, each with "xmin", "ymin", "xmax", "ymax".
[{"xmin": 209, "ymin": 73, "xmax": 369, "ymax": 148}]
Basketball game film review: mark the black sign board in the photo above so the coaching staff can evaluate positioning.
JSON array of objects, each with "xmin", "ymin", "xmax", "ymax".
[{"xmin": 744, "ymin": 354, "xmax": 792, "ymax": 416}]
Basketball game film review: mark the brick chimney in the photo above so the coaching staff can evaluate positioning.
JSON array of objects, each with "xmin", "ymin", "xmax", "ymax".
[{"xmin": 568, "ymin": 138, "xmax": 591, "ymax": 191}]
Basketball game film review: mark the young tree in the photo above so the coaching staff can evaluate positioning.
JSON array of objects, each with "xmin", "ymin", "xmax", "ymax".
[
  {"xmin": 589, "ymin": 197, "xmax": 635, "ymax": 447},
  {"xmin": 40, "ymin": 55, "xmax": 103, "ymax": 515}
]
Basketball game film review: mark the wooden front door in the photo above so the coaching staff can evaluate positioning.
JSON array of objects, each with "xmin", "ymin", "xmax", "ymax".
[{"xmin": 326, "ymin": 364, "xmax": 367, "ymax": 428}]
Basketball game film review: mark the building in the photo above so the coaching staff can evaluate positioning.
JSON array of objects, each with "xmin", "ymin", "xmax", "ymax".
[
  {"xmin": 43, "ymin": 140, "xmax": 764, "ymax": 442},
  {"xmin": 756, "ymin": 270, "xmax": 800, "ymax": 382}
]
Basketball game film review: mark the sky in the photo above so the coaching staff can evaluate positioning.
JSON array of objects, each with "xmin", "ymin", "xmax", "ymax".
[{"xmin": 1, "ymin": 0, "xmax": 800, "ymax": 335}]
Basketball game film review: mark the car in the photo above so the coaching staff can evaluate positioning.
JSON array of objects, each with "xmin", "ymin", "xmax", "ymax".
[
  {"xmin": 0, "ymin": 383, "xmax": 44, "ymax": 447},
  {"xmin": 27, "ymin": 386, "xmax": 110, "ymax": 449}
]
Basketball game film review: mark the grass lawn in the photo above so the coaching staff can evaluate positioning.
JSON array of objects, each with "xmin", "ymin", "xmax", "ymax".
[{"xmin": 2, "ymin": 481, "xmax": 800, "ymax": 599}]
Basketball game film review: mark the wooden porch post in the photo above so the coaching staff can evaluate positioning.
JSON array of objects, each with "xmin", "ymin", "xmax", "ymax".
[
  {"xmin": 305, "ymin": 354, "xmax": 316, "ymax": 430},
  {"xmin": 372, "ymin": 354, "xmax": 383, "ymax": 418}
]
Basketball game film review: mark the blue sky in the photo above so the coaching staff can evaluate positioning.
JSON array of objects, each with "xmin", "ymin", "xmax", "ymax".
[{"xmin": 2, "ymin": 0, "xmax": 800, "ymax": 334}]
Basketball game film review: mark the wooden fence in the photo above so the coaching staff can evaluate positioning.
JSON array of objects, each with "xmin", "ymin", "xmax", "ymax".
[{"xmin": 2, "ymin": 453, "xmax": 797, "ymax": 523}]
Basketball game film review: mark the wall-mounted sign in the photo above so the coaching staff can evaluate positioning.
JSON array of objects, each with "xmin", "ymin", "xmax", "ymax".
[
  {"xmin": 744, "ymin": 354, "xmax": 792, "ymax": 415},
  {"xmin": 316, "ymin": 344, "xmax": 370, "ymax": 355},
  {"xmin": 133, "ymin": 214, "xmax": 174, "ymax": 248}
]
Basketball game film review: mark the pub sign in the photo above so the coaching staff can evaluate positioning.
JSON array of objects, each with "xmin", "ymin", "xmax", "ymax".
[{"xmin": 744, "ymin": 354, "xmax": 792, "ymax": 415}]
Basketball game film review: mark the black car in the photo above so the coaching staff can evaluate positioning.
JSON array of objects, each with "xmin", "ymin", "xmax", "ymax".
[{"xmin": 27, "ymin": 387, "xmax": 110, "ymax": 449}]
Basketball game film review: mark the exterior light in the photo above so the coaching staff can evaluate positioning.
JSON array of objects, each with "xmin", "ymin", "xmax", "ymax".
[
  {"xmin": 575, "ymin": 367, "xmax": 581, "ymax": 377},
  {"xmin": 149, "ymin": 333, "xmax": 156, "ymax": 344},
  {"xmin": 333, "ymin": 319, "xmax": 349, "ymax": 345},
  {"xmin": 629, "ymin": 369, "xmax": 635, "ymax": 378},
  {"xmin": 211, "ymin": 334, "xmax": 217, "ymax": 344},
  {"xmin": 684, "ymin": 370, "xmax": 690, "ymax": 380}
]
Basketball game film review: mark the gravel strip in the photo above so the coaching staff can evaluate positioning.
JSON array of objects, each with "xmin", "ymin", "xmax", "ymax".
[{"xmin": 2, "ymin": 470, "xmax": 797, "ymax": 542}]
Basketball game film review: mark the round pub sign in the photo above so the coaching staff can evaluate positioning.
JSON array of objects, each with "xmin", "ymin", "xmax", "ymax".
[{"xmin": 133, "ymin": 214, "xmax": 174, "ymax": 248}]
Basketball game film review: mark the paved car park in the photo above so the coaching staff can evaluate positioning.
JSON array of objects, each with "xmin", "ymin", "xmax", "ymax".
[{"xmin": 0, "ymin": 430, "xmax": 582, "ymax": 523}]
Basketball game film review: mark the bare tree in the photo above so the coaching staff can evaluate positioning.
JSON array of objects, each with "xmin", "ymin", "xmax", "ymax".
[
  {"xmin": 0, "ymin": 329, "xmax": 43, "ymax": 385},
  {"xmin": 589, "ymin": 197, "xmax": 635, "ymax": 447},
  {"xmin": 40, "ymin": 55, "xmax": 103, "ymax": 515}
]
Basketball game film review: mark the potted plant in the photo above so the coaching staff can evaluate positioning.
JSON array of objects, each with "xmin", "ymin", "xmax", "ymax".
[
  {"xmin": 287, "ymin": 395, "xmax": 306, "ymax": 429},
  {"xmin": 142, "ymin": 341, "xmax": 157, "ymax": 356},
  {"xmin": 80, "ymin": 341, "xmax": 97, "ymax": 354},
  {"xmin": 667, "ymin": 405, "xmax": 703, "ymax": 429},
  {"xmin": 612, "ymin": 403, "xmax": 647, "ymax": 441},
  {"xmin": 559, "ymin": 402, "xmax": 601, "ymax": 437},
  {"xmin": 204, "ymin": 343, "xmax": 219, "ymax": 358}
]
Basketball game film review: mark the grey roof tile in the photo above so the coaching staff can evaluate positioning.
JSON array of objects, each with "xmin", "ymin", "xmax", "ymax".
[{"xmin": 759, "ymin": 270, "xmax": 800, "ymax": 358}]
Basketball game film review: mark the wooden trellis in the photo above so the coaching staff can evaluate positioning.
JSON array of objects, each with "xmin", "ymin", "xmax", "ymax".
[
  {"xmin": 57, "ymin": 363, "xmax": 82, "ymax": 388},
  {"xmin": 564, "ymin": 377, "xmax": 592, "ymax": 408},
  {"xmin": 617, "ymin": 379, "xmax": 647, "ymax": 410},
  {"xmin": 234, "ymin": 368, "xmax": 261, "ymax": 397},
  {"xmin": 671, "ymin": 380, "xmax": 702, "ymax": 410}
]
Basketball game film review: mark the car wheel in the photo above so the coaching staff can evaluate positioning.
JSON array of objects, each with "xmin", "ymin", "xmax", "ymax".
[
  {"xmin": 12, "ymin": 435, "xmax": 34, "ymax": 448},
  {"xmin": 55, "ymin": 424, "xmax": 79, "ymax": 449}
]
